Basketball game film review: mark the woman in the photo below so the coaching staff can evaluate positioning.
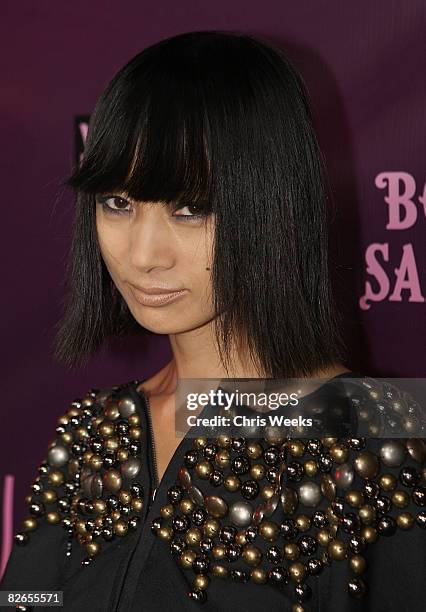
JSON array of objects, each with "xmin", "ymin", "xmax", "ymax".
[{"xmin": 1, "ymin": 31, "xmax": 424, "ymax": 612}]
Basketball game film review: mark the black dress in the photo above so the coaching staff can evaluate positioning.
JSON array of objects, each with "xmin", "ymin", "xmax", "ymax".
[{"xmin": 1, "ymin": 372, "xmax": 425, "ymax": 612}]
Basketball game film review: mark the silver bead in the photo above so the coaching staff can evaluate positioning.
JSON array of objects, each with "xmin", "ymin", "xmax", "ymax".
[
  {"xmin": 380, "ymin": 441, "xmax": 406, "ymax": 467},
  {"xmin": 120, "ymin": 457, "xmax": 141, "ymax": 479},
  {"xmin": 229, "ymin": 501, "xmax": 253, "ymax": 527},
  {"xmin": 298, "ymin": 481, "xmax": 322, "ymax": 507},
  {"xmin": 333, "ymin": 462, "xmax": 355, "ymax": 489},
  {"xmin": 47, "ymin": 444, "xmax": 69, "ymax": 467},
  {"xmin": 118, "ymin": 396, "xmax": 136, "ymax": 418}
]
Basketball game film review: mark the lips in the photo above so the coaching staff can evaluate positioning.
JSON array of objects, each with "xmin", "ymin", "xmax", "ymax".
[
  {"xmin": 130, "ymin": 284, "xmax": 184, "ymax": 295},
  {"xmin": 129, "ymin": 284, "xmax": 187, "ymax": 307}
]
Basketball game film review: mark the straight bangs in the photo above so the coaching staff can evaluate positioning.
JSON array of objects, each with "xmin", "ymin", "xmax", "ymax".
[{"xmin": 65, "ymin": 47, "xmax": 214, "ymax": 214}]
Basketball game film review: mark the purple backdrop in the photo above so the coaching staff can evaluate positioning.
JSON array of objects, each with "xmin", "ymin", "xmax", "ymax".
[{"xmin": 1, "ymin": 0, "xmax": 425, "ymax": 574}]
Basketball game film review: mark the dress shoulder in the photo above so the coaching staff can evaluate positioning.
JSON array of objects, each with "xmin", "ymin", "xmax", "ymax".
[{"xmin": 0, "ymin": 378, "xmax": 145, "ymax": 598}]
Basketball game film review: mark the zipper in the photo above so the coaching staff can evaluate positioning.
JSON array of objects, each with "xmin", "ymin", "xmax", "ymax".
[{"xmin": 145, "ymin": 394, "xmax": 160, "ymax": 507}]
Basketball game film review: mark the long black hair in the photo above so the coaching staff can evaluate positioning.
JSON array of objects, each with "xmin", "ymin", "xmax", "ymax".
[{"xmin": 53, "ymin": 29, "xmax": 347, "ymax": 378}]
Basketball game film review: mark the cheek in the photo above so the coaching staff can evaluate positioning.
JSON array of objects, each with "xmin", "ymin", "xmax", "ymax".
[{"xmin": 96, "ymin": 218, "xmax": 127, "ymax": 276}]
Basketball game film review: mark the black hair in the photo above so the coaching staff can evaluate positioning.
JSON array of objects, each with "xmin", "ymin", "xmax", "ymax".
[{"xmin": 53, "ymin": 29, "xmax": 347, "ymax": 378}]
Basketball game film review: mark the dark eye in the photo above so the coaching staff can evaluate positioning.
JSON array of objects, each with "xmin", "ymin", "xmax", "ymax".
[
  {"xmin": 173, "ymin": 204, "xmax": 203, "ymax": 217},
  {"xmin": 95, "ymin": 195, "xmax": 131, "ymax": 215}
]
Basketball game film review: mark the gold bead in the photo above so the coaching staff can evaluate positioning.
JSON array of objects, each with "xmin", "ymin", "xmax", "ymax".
[
  {"xmin": 292, "ymin": 605, "xmax": 305, "ymax": 612},
  {"xmin": 193, "ymin": 574, "xmax": 209, "ymax": 590},
  {"xmin": 76, "ymin": 520, "xmax": 87, "ymax": 534},
  {"xmin": 48, "ymin": 470, "xmax": 64, "ymax": 486},
  {"xmin": 259, "ymin": 520, "xmax": 279, "ymax": 542},
  {"xmin": 179, "ymin": 549, "xmax": 196, "ymax": 569},
  {"xmin": 317, "ymin": 529, "xmax": 330, "ymax": 547},
  {"xmin": 250, "ymin": 568, "xmax": 267, "ymax": 584},
  {"xmin": 180, "ymin": 498, "xmax": 195, "ymax": 514},
  {"xmin": 185, "ymin": 527, "xmax": 202, "ymax": 546},
  {"xmin": 203, "ymin": 519, "xmax": 220, "ymax": 538},
  {"xmin": 90, "ymin": 454, "xmax": 104, "ymax": 470},
  {"xmin": 284, "ymin": 543, "xmax": 300, "ymax": 561},
  {"xmin": 304, "ymin": 460, "xmax": 318, "ymax": 477},
  {"xmin": 379, "ymin": 474, "xmax": 397, "ymax": 491},
  {"xmin": 235, "ymin": 531, "xmax": 247, "ymax": 546},
  {"xmin": 93, "ymin": 499, "xmax": 106, "ymax": 514},
  {"xmin": 129, "ymin": 427, "xmax": 142, "ymax": 439},
  {"xmin": 289, "ymin": 561, "xmax": 306, "ymax": 583},
  {"xmin": 98, "ymin": 422, "xmax": 115, "ymax": 437},
  {"xmin": 345, "ymin": 490, "xmax": 364, "ymax": 508},
  {"xmin": 119, "ymin": 490, "xmax": 132, "ymax": 505},
  {"xmin": 131, "ymin": 497, "xmax": 143, "ymax": 512},
  {"xmin": 350, "ymin": 554, "xmax": 366, "ymax": 573},
  {"xmin": 215, "ymin": 449, "xmax": 231, "ymax": 468},
  {"xmin": 212, "ymin": 564, "xmax": 228, "ymax": 578},
  {"xmin": 261, "ymin": 484, "xmax": 275, "ymax": 500},
  {"xmin": 392, "ymin": 490, "xmax": 409, "ymax": 508},
  {"xmin": 194, "ymin": 437, "xmax": 207, "ymax": 449},
  {"xmin": 246, "ymin": 442, "xmax": 263, "ymax": 459},
  {"xmin": 195, "ymin": 460, "xmax": 213, "ymax": 479},
  {"xmin": 111, "ymin": 510, "xmax": 121, "ymax": 521},
  {"xmin": 128, "ymin": 413, "xmax": 140, "ymax": 426},
  {"xmin": 216, "ymin": 434, "xmax": 231, "ymax": 448},
  {"xmin": 212, "ymin": 544, "xmax": 226, "ymax": 559},
  {"xmin": 22, "ymin": 517, "xmax": 37, "ymax": 531},
  {"xmin": 242, "ymin": 544, "xmax": 262, "ymax": 566},
  {"xmin": 288, "ymin": 440, "xmax": 305, "ymax": 457},
  {"xmin": 328, "ymin": 539, "xmax": 347, "ymax": 561},
  {"xmin": 361, "ymin": 526, "xmax": 377, "ymax": 543},
  {"xmin": 224, "ymin": 475, "xmax": 241, "ymax": 492},
  {"xmin": 86, "ymin": 541, "xmax": 100, "ymax": 556},
  {"xmin": 321, "ymin": 437, "xmax": 338, "ymax": 447},
  {"xmin": 296, "ymin": 515, "xmax": 311, "ymax": 532},
  {"xmin": 105, "ymin": 437, "xmax": 119, "ymax": 451},
  {"xmin": 157, "ymin": 526, "xmax": 172, "ymax": 540},
  {"xmin": 397, "ymin": 512, "xmax": 414, "ymax": 530},
  {"xmin": 250, "ymin": 464, "xmax": 265, "ymax": 480},
  {"xmin": 61, "ymin": 432, "xmax": 73, "ymax": 445},
  {"xmin": 42, "ymin": 489, "xmax": 57, "ymax": 504},
  {"xmin": 329, "ymin": 443, "xmax": 349, "ymax": 463},
  {"xmin": 46, "ymin": 512, "xmax": 61, "ymax": 525},
  {"xmin": 160, "ymin": 504, "xmax": 174, "ymax": 519},
  {"xmin": 359, "ymin": 504, "xmax": 376, "ymax": 525}
]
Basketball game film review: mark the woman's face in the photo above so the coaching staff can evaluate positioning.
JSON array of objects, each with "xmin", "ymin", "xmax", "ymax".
[{"xmin": 95, "ymin": 192, "xmax": 216, "ymax": 334}]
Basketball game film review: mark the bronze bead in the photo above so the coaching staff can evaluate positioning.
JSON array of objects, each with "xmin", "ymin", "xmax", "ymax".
[
  {"xmin": 359, "ymin": 504, "xmax": 376, "ymax": 525},
  {"xmin": 203, "ymin": 518, "xmax": 220, "ymax": 538},
  {"xmin": 121, "ymin": 457, "xmax": 141, "ymax": 480},
  {"xmin": 242, "ymin": 544, "xmax": 263, "ymax": 566},
  {"xmin": 250, "ymin": 464, "xmax": 266, "ymax": 480},
  {"xmin": 250, "ymin": 568, "xmax": 267, "ymax": 584},
  {"xmin": 179, "ymin": 549, "xmax": 196, "ymax": 569},
  {"xmin": 61, "ymin": 432, "xmax": 73, "ymax": 445},
  {"xmin": 128, "ymin": 413, "xmax": 140, "ymax": 426},
  {"xmin": 362, "ymin": 526, "xmax": 377, "ymax": 543},
  {"xmin": 289, "ymin": 561, "xmax": 306, "ymax": 583},
  {"xmin": 345, "ymin": 490, "xmax": 364, "ymax": 508},
  {"xmin": 379, "ymin": 474, "xmax": 397, "ymax": 492},
  {"xmin": 205, "ymin": 495, "xmax": 228, "ymax": 518},
  {"xmin": 322, "ymin": 437, "xmax": 338, "ymax": 447},
  {"xmin": 104, "ymin": 402, "xmax": 120, "ymax": 420},
  {"xmin": 354, "ymin": 451, "xmax": 379, "ymax": 479},
  {"xmin": 317, "ymin": 529, "xmax": 330, "ymax": 547},
  {"xmin": 93, "ymin": 499, "xmax": 106, "ymax": 514},
  {"xmin": 160, "ymin": 504, "xmax": 174, "ymax": 519},
  {"xmin": 212, "ymin": 544, "xmax": 226, "ymax": 559},
  {"xmin": 392, "ymin": 490, "xmax": 410, "ymax": 508},
  {"xmin": 216, "ymin": 434, "xmax": 231, "ymax": 448},
  {"xmin": 103, "ymin": 469, "xmax": 122, "ymax": 493},
  {"xmin": 235, "ymin": 531, "xmax": 248, "ymax": 546},
  {"xmin": 296, "ymin": 515, "xmax": 311, "ymax": 532},
  {"xmin": 215, "ymin": 449, "xmax": 231, "ymax": 468},
  {"xmin": 185, "ymin": 527, "xmax": 202, "ymax": 546},
  {"xmin": 105, "ymin": 437, "xmax": 119, "ymax": 451},
  {"xmin": 90, "ymin": 454, "xmax": 104, "ymax": 471},
  {"xmin": 397, "ymin": 512, "xmax": 414, "ymax": 530},
  {"xmin": 194, "ymin": 437, "xmax": 207, "ymax": 449},
  {"xmin": 328, "ymin": 539, "xmax": 347, "ymax": 561},
  {"xmin": 284, "ymin": 543, "xmax": 300, "ymax": 561},
  {"xmin": 111, "ymin": 510, "xmax": 121, "ymax": 522},
  {"xmin": 119, "ymin": 490, "xmax": 132, "ymax": 505},
  {"xmin": 259, "ymin": 520, "xmax": 279, "ymax": 542},
  {"xmin": 212, "ymin": 564, "xmax": 229, "ymax": 578},
  {"xmin": 22, "ymin": 517, "xmax": 37, "ymax": 531},
  {"xmin": 195, "ymin": 460, "xmax": 214, "ymax": 479},
  {"xmin": 224, "ymin": 475, "xmax": 241, "ymax": 492},
  {"xmin": 350, "ymin": 554, "xmax": 366, "ymax": 573},
  {"xmin": 193, "ymin": 574, "xmax": 209, "ymax": 590},
  {"xmin": 180, "ymin": 498, "xmax": 195, "ymax": 515},
  {"xmin": 129, "ymin": 427, "xmax": 142, "ymax": 440},
  {"xmin": 292, "ymin": 605, "xmax": 304, "ymax": 612}
]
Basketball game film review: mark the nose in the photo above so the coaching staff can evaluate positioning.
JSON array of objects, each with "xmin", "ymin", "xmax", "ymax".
[{"xmin": 129, "ymin": 204, "xmax": 175, "ymax": 272}]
